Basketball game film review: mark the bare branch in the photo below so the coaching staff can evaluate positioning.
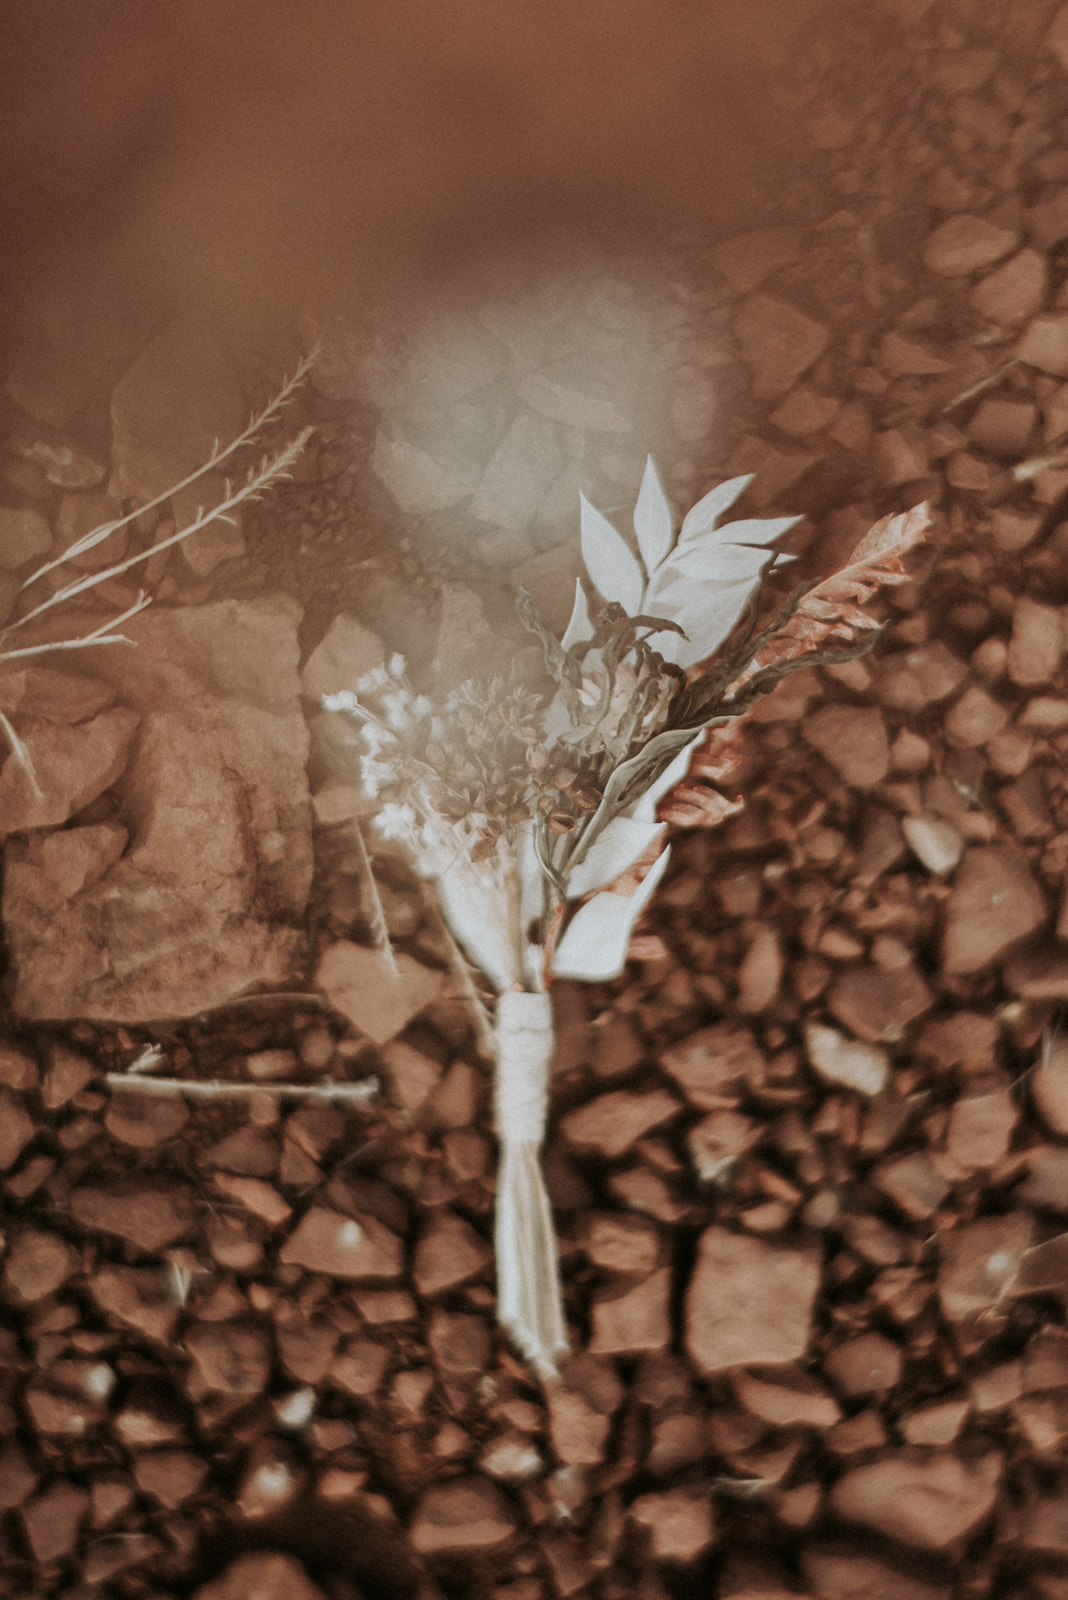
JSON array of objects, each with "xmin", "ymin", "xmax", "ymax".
[{"xmin": 103, "ymin": 1072, "xmax": 378, "ymax": 1102}]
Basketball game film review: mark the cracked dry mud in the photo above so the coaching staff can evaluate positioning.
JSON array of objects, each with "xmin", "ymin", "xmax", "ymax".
[{"xmin": 9, "ymin": 2, "xmax": 1068, "ymax": 1598}]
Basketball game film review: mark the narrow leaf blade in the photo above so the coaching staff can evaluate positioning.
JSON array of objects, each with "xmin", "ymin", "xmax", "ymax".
[
  {"xmin": 632, "ymin": 456, "xmax": 674, "ymax": 575},
  {"xmin": 677, "ymin": 475, "xmax": 755, "ymax": 545},
  {"xmin": 560, "ymin": 578, "xmax": 594, "ymax": 652},
  {"xmin": 566, "ymin": 818, "xmax": 665, "ymax": 899},
  {"xmin": 580, "ymin": 493, "xmax": 644, "ymax": 615},
  {"xmin": 551, "ymin": 848, "xmax": 671, "ymax": 981}
]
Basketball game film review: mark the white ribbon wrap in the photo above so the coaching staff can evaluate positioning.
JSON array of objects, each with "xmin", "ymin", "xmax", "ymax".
[{"xmin": 494, "ymin": 989, "xmax": 568, "ymax": 1377}]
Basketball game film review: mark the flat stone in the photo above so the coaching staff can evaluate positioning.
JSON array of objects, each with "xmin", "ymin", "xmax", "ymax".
[
  {"xmin": 733, "ymin": 1368, "xmax": 840, "ymax": 1429},
  {"xmin": 660, "ymin": 1022, "xmax": 765, "ymax": 1109},
  {"xmin": 877, "ymin": 642, "xmax": 969, "ymax": 711},
  {"xmin": 966, "ymin": 397, "xmax": 1036, "ymax": 457},
  {"xmin": 872, "ymin": 424, "xmax": 929, "ymax": 486},
  {"xmin": 923, "ymin": 214, "xmax": 1018, "ymax": 276},
  {"xmin": 901, "ymin": 1399, "xmax": 969, "ymax": 1448},
  {"xmin": 185, "ymin": 1321, "xmax": 271, "ymax": 1398},
  {"xmin": 518, "ymin": 358, "xmax": 631, "ymax": 432},
  {"xmin": 71, "ymin": 1179, "xmax": 194, "ymax": 1251},
  {"xmin": 769, "ymin": 385, "xmax": 840, "ymax": 437},
  {"xmin": 901, "ymin": 813, "xmax": 964, "ymax": 875},
  {"xmin": 802, "ymin": 704, "xmax": 889, "ymax": 788},
  {"xmin": 733, "ymin": 294, "xmax": 829, "ymax": 400},
  {"xmin": 0, "ymin": 505, "xmax": 51, "ymax": 570},
  {"xmin": 688, "ymin": 1110, "xmax": 759, "ymax": 1179},
  {"xmin": 0, "ymin": 1444, "xmax": 38, "ymax": 1511},
  {"xmin": 371, "ymin": 425, "xmax": 480, "ymax": 514},
  {"xmin": 0, "ymin": 664, "xmax": 115, "ymax": 726},
  {"xmin": 0, "ymin": 1088, "xmax": 36, "ymax": 1169},
  {"xmin": 872, "ymin": 1152, "xmax": 950, "ymax": 1221},
  {"xmin": 938, "ymin": 1213, "xmax": 1033, "ymax": 1324},
  {"xmin": 1008, "ymin": 597, "xmax": 1064, "ymax": 686},
  {"xmin": 878, "ymin": 332, "xmax": 950, "ymax": 377},
  {"xmin": 4, "ymin": 597, "xmax": 312, "ymax": 1021},
  {"xmin": 315, "ymin": 941, "xmax": 443, "ymax": 1045},
  {"xmin": 300, "ymin": 615, "xmax": 385, "ymax": 700},
  {"xmin": 589, "ymin": 1267, "xmax": 671, "ymax": 1354},
  {"xmin": 0, "ymin": 706, "xmax": 139, "ymax": 835},
  {"xmin": 20, "ymin": 1480, "xmax": 90, "ymax": 1565},
  {"xmin": 944, "ymin": 684, "xmax": 1009, "ymax": 746},
  {"xmin": 828, "ymin": 961, "xmax": 934, "ymax": 1045},
  {"xmin": 427, "ymin": 1309, "xmax": 492, "ymax": 1376},
  {"xmin": 970, "ymin": 249, "xmax": 1047, "ymax": 325},
  {"xmin": 104, "ymin": 1090, "xmax": 188, "ymax": 1150},
  {"xmin": 831, "ymin": 1451, "xmax": 1001, "ymax": 1549},
  {"xmin": 194, "ymin": 1552, "xmax": 329, "ymax": 1600},
  {"xmin": 469, "ymin": 410, "xmax": 564, "ymax": 531},
  {"xmin": 946, "ymin": 1088, "xmax": 1018, "ymax": 1172},
  {"xmin": 279, "ymin": 1207, "xmax": 403, "ymax": 1279},
  {"xmin": 90, "ymin": 1264, "xmax": 179, "ymax": 1343},
  {"xmin": 329, "ymin": 1337, "xmax": 390, "ymax": 1397},
  {"xmin": 1033, "ymin": 1033, "xmax": 1068, "ymax": 1135},
  {"xmin": 1019, "ymin": 1144, "xmax": 1068, "ymax": 1210},
  {"xmin": 586, "ymin": 1213, "xmax": 661, "ymax": 1273},
  {"xmin": 943, "ymin": 844, "xmax": 1046, "ymax": 974},
  {"xmin": 560, "ymin": 1088, "xmax": 680, "ymax": 1158},
  {"xmin": 804, "ymin": 1023, "xmax": 888, "ymax": 1096},
  {"xmin": 686, "ymin": 1229, "xmax": 820, "ymax": 1374},
  {"xmin": 413, "ymin": 1210, "xmax": 492, "ymax": 1295},
  {"xmin": 409, "ymin": 1478, "xmax": 517, "ymax": 1554},
  {"xmin": 824, "ymin": 1332, "xmax": 903, "ymax": 1397},
  {"xmin": 2, "ymin": 1226, "xmax": 76, "ymax": 1303},
  {"xmin": 133, "ymin": 1450, "xmax": 208, "ymax": 1510},
  {"xmin": 1018, "ymin": 313, "xmax": 1068, "ymax": 376},
  {"xmin": 629, "ymin": 1490, "xmax": 715, "ymax": 1563},
  {"xmin": 546, "ymin": 1385, "xmax": 611, "ymax": 1466}
]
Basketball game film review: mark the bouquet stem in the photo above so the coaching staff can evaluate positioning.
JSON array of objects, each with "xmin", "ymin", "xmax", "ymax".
[{"xmin": 494, "ymin": 989, "xmax": 568, "ymax": 1377}]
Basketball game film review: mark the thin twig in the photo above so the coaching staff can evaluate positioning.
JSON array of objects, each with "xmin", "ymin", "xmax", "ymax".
[
  {"xmin": 0, "ymin": 708, "xmax": 42, "ymax": 797},
  {"xmin": 941, "ymin": 358, "xmax": 1019, "ymax": 415},
  {"xmin": 21, "ymin": 349, "xmax": 320, "ymax": 590},
  {"xmin": 103, "ymin": 1072, "xmax": 378, "ymax": 1102},
  {"xmin": 350, "ymin": 820, "xmax": 400, "ymax": 976}
]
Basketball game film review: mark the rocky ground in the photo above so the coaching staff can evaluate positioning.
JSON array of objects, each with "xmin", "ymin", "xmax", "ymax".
[{"xmin": 7, "ymin": 0, "xmax": 1068, "ymax": 1597}]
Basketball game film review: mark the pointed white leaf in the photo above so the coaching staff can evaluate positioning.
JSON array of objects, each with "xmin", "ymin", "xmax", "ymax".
[
  {"xmin": 551, "ymin": 847, "xmax": 671, "ymax": 982},
  {"xmin": 661, "ymin": 518, "xmax": 801, "ymax": 586},
  {"xmin": 653, "ymin": 581, "xmax": 756, "ymax": 668},
  {"xmin": 566, "ymin": 818, "xmax": 665, "ymax": 899},
  {"xmin": 560, "ymin": 577, "xmax": 594, "ymax": 651},
  {"xmin": 678, "ymin": 475, "xmax": 755, "ymax": 545},
  {"xmin": 628, "ymin": 733, "xmax": 703, "ymax": 822},
  {"xmin": 436, "ymin": 858, "xmax": 518, "ymax": 994},
  {"xmin": 632, "ymin": 456, "xmax": 674, "ymax": 575},
  {"xmin": 580, "ymin": 492, "xmax": 644, "ymax": 615}
]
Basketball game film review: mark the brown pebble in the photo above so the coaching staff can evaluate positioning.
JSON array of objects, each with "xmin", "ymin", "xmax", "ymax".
[
  {"xmin": 185, "ymin": 1321, "xmax": 271, "ymax": 1398},
  {"xmin": 1008, "ymin": 597, "xmax": 1064, "ymax": 686},
  {"xmin": 41, "ymin": 1044, "xmax": 95, "ymax": 1109},
  {"xmin": 629, "ymin": 1489, "xmax": 714, "ymax": 1563},
  {"xmin": 938, "ymin": 1213, "xmax": 1033, "ymax": 1325},
  {"xmin": 942, "ymin": 844, "xmax": 1046, "ymax": 974},
  {"xmin": 133, "ymin": 1449, "xmax": 208, "ymax": 1510},
  {"xmin": 329, "ymin": 1338, "xmax": 390, "ymax": 1397},
  {"xmin": 0, "ymin": 1443, "xmax": 38, "ymax": 1510},
  {"xmin": 409, "ymin": 1477, "xmax": 518, "ymax": 1553},
  {"xmin": 20, "ymin": 1479, "xmax": 89, "ymax": 1564},
  {"xmin": 733, "ymin": 1367, "xmax": 840, "ymax": 1429},
  {"xmin": 276, "ymin": 1318, "xmax": 339, "ymax": 1383},
  {"xmin": 945, "ymin": 1087, "xmax": 1018, "ymax": 1172},
  {"xmin": 831, "ymin": 1451, "xmax": 1001, "ymax": 1550},
  {"xmin": 871, "ymin": 1152, "xmax": 949, "ymax": 1221},
  {"xmin": 279, "ymin": 1206, "xmax": 403, "ymax": 1279},
  {"xmin": 944, "ymin": 685, "xmax": 1009, "ymax": 747},
  {"xmin": 971, "ymin": 247, "xmax": 1047, "ymax": 325},
  {"xmin": 0, "ymin": 1088, "xmax": 37, "ymax": 1170},
  {"xmin": 560, "ymin": 1088, "xmax": 680, "ymax": 1158},
  {"xmin": 428, "ymin": 1308, "xmax": 491, "ymax": 1376},
  {"xmin": 70, "ymin": 1178, "xmax": 194, "ymax": 1251},
  {"xmin": 3, "ymin": 1226, "xmax": 76, "ymax": 1303},
  {"xmin": 828, "ymin": 960, "xmax": 933, "ymax": 1045},
  {"xmin": 585, "ymin": 1213, "xmax": 661, "ymax": 1273},
  {"xmin": 685, "ymin": 1229, "xmax": 820, "ymax": 1374},
  {"xmin": 732, "ymin": 293, "xmax": 829, "ymax": 399},
  {"xmin": 802, "ymin": 703, "xmax": 890, "ymax": 788},
  {"xmin": 315, "ymin": 940, "xmax": 443, "ymax": 1044},
  {"xmin": 924, "ymin": 213, "xmax": 1018, "ymax": 275},
  {"xmin": 104, "ymin": 1090, "xmax": 189, "ymax": 1148},
  {"xmin": 824, "ymin": 1331, "xmax": 902, "ymax": 1397},
  {"xmin": 194, "ymin": 1551, "xmax": 330, "ymax": 1600},
  {"xmin": 413, "ymin": 1209, "xmax": 492, "ymax": 1295},
  {"xmin": 381, "ymin": 1038, "xmax": 443, "ymax": 1112},
  {"xmin": 1033, "ymin": 1033, "xmax": 1068, "ymax": 1135},
  {"xmin": 589, "ymin": 1268, "xmax": 671, "ymax": 1355}
]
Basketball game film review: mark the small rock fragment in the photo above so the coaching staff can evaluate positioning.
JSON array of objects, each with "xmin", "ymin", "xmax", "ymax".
[
  {"xmin": 589, "ymin": 1268, "xmax": 671, "ymax": 1355},
  {"xmin": 733, "ymin": 1368, "xmax": 840, "ymax": 1429},
  {"xmin": 660, "ymin": 1022, "xmax": 764, "ymax": 1109},
  {"xmin": 686, "ymin": 1230, "xmax": 820, "ymax": 1373},
  {"xmin": 943, "ymin": 845, "xmax": 1046, "ymax": 974},
  {"xmin": 966, "ymin": 397, "xmax": 1035, "ymax": 457},
  {"xmin": 315, "ymin": 941, "xmax": 443, "ymax": 1044},
  {"xmin": 923, "ymin": 214, "xmax": 1018, "ymax": 276},
  {"xmin": 330, "ymin": 1338, "xmax": 390, "ymax": 1397},
  {"xmin": 185, "ymin": 1321, "xmax": 271, "ymax": 1399},
  {"xmin": 804, "ymin": 1023, "xmax": 888, "ymax": 1096},
  {"xmin": 872, "ymin": 1152, "xmax": 950, "ymax": 1221},
  {"xmin": 0, "ymin": 1087, "xmax": 36, "ymax": 1169},
  {"xmin": 877, "ymin": 641, "xmax": 968, "ymax": 711},
  {"xmin": 946, "ymin": 1087, "xmax": 1018, "ymax": 1172},
  {"xmin": 133, "ymin": 1450, "xmax": 208, "ymax": 1510},
  {"xmin": 944, "ymin": 685, "xmax": 1009, "ymax": 747},
  {"xmin": 279, "ymin": 1207, "xmax": 403, "ymax": 1279},
  {"xmin": 104, "ymin": 1091, "xmax": 189, "ymax": 1150},
  {"xmin": 560, "ymin": 1088, "xmax": 679, "ymax": 1158},
  {"xmin": 413, "ymin": 1210, "xmax": 492, "ymax": 1295},
  {"xmin": 91, "ymin": 1264, "xmax": 179, "ymax": 1343},
  {"xmin": 0, "ymin": 1443, "xmax": 38, "ymax": 1510},
  {"xmin": 2, "ymin": 1226, "xmax": 76, "ymax": 1302},
  {"xmin": 733, "ymin": 294, "xmax": 830, "ymax": 400},
  {"xmin": 1018, "ymin": 312, "xmax": 1068, "ymax": 376},
  {"xmin": 70, "ymin": 1179, "xmax": 194, "ymax": 1251},
  {"xmin": 585, "ymin": 1213, "xmax": 661, "ymax": 1273},
  {"xmin": 802, "ymin": 704, "xmax": 889, "ymax": 788},
  {"xmin": 629, "ymin": 1489, "xmax": 714, "ymax": 1563},
  {"xmin": 830, "ymin": 1451, "xmax": 1001, "ymax": 1549},
  {"xmin": 0, "ymin": 505, "xmax": 51, "ymax": 569},
  {"xmin": 0, "ymin": 706, "xmax": 139, "ymax": 834},
  {"xmin": 20, "ymin": 1480, "xmax": 89, "ymax": 1564},
  {"xmin": 194, "ymin": 1552, "xmax": 330, "ymax": 1600},
  {"xmin": 409, "ymin": 1478, "xmax": 517, "ymax": 1553},
  {"xmin": 828, "ymin": 961, "xmax": 933, "ymax": 1044},
  {"xmin": 300, "ymin": 615, "xmax": 385, "ymax": 700},
  {"xmin": 1008, "ymin": 597, "xmax": 1064, "ymax": 686},
  {"xmin": 970, "ymin": 249, "xmax": 1047, "ymax": 325},
  {"xmin": 901, "ymin": 813, "xmax": 964, "ymax": 875},
  {"xmin": 824, "ymin": 1332, "xmax": 903, "ymax": 1397},
  {"xmin": 938, "ymin": 1213, "xmax": 1033, "ymax": 1324}
]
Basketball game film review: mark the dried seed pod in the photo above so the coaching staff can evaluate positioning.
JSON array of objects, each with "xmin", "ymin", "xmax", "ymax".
[
  {"xmin": 573, "ymin": 786, "xmax": 601, "ymax": 812},
  {"xmin": 548, "ymin": 811, "xmax": 578, "ymax": 834}
]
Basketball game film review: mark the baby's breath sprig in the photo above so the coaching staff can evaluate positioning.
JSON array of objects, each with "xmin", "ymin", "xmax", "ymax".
[{"xmin": 324, "ymin": 459, "xmax": 930, "ymax": 1378}]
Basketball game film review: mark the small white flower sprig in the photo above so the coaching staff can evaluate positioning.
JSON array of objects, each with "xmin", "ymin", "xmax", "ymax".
[{"xmin": 324, "ymin": 461, "xmax": 930, "ymax": 1376}]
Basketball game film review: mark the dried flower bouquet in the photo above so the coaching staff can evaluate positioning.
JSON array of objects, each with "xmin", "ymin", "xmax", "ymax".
[{"xmin": 326, "ymin": 460, "xmax": 929, "ymax": 1375}]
